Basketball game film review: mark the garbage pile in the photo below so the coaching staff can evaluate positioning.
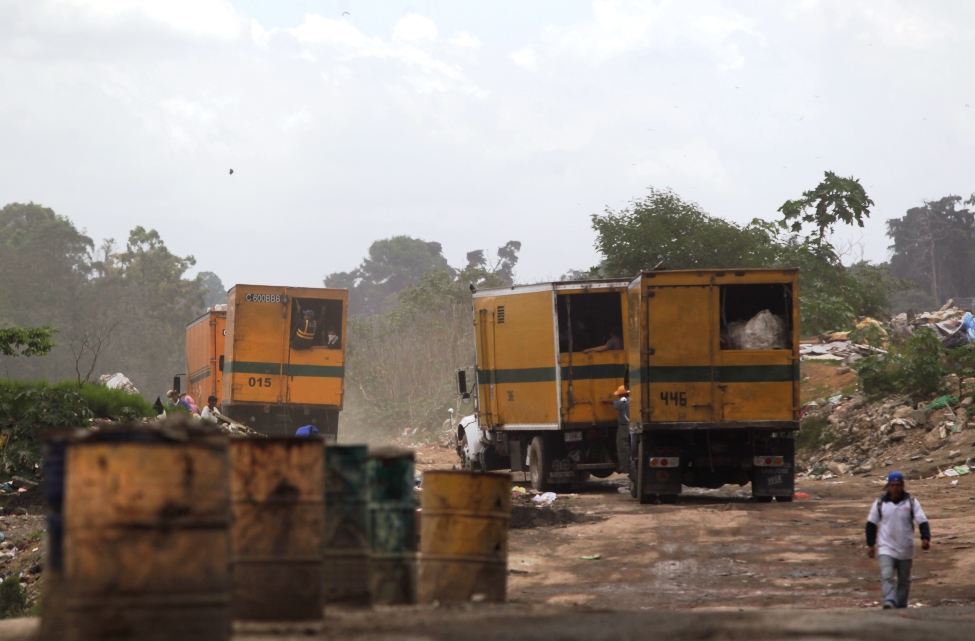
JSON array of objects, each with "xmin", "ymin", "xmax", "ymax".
[
  {"xmin": 799, "ymin": 384, "xmax": 975, "ymax": 480},
  {"xmin": 98, "ymin": 372, "xmax": 140, "ymax": 394}
]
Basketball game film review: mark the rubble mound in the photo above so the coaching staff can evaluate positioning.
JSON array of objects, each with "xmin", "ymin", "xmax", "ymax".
[
  {"xmin": 510, "ymin": 506, "xmax": 601, "ymax": 530},
  {"xmin": 800, "ymin": 390, "xmax": 974, "ymax": 480}
]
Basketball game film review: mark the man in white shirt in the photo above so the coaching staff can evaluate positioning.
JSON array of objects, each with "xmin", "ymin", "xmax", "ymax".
[
  {"xmin": 865, "ymin": 471, "xmax": 931, "ymax": 609},
  {"xmin": 200, "ymin": 395, "xmax": 220, "ymax": 424}
]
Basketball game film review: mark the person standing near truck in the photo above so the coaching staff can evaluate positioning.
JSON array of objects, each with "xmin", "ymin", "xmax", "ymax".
[
  {"xmin": 865, "ymin": 471, "xmax": 931, "ymax": 609},
  {"xmin": 602, "ymin": 386, "xmax": 630, "ymax": 474}
]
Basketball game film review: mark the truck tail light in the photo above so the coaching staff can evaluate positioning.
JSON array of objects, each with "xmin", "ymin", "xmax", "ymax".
[{"xmin": 648, "ymin": 457, "xmax": 678, "ymax": 468}]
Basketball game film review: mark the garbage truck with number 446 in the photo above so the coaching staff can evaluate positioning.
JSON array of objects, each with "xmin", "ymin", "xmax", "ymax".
[{"xmin": 454, "ymin": 269, "xmax": 800, "ymax": 504}]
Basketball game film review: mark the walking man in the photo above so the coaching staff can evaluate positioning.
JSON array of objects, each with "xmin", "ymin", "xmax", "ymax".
[{"xmin": 865, "ymin": 471, "xmax": 931, "ymax": 609}]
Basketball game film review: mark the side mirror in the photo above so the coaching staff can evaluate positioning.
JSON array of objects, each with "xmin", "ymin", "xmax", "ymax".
[
  {"xmin": 457, "ymin": 370, "xmax": 467, "ymax": 395},
  {"xmin": 462, "ymin": 393, "xmax": 471, "ymax": 405},
  {"xmin": 173, "ymin": 375, "xmax": 181, "ymax": 395},
  {"xmin": 218, "ymin": 355, "xmax": 225, "ymax": 373}
]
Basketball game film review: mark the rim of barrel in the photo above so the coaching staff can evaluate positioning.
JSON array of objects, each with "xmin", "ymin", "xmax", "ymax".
[
  {"xmin": 230, "ymin": 436, "xmax": 324, "ymax": 444},
  {"xmin": 368, "ymin": 445, "xmax": 415, "ymax": 460},
  {"xmin": 64, "ymin": 417, "xmax": 229, "ymax": 445},
  {"xmin": 326, "ymin": 444, "xmax": 369, "ymax": 451}
]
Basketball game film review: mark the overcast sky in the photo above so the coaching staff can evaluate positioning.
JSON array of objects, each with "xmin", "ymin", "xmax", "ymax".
[{"xmin": 2, "ymin": 1, "xmax": 974, "ymax": 287}]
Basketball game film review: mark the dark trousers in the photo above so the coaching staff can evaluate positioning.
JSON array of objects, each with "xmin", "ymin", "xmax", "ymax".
[{"xmin": 616, "ymin": 424, "xmax": 630, "ymax": 475}]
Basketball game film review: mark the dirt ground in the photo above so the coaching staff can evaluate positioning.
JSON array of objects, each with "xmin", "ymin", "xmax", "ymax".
[{"xmin": 7, "ymin": 442, "xmax": 975, "ymax": 639}]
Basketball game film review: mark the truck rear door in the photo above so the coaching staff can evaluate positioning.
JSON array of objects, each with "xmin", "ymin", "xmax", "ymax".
[{"xmin": 645, "ymin": 285, "xmax": 715, "ymax": 423}]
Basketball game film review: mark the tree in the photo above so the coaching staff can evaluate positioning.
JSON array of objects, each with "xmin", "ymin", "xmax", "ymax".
[
  {"xmin": 325, "ymin": 236, "xmax": 453, "ymax": 315},
  {"xmin": 778, "ymin": 171, "xmax": 874, "ymax": 246},
  {"xmin": 887, "ymin": 196, "xmax": 975, "ymax": 305},
  {"xmin": 591, "ymin": 188, "xmax": 780, "ymax": 277},
  {"xmin": 464, "ymin": 241, "xmax": 522, "ymax": 287},
  {"xmin": 199, "ymin": 271, "xmax": 227, "ymax": 308},
  {"xmin": 0, "ymin": 327, "xmax": 57, "ymax": 358}
]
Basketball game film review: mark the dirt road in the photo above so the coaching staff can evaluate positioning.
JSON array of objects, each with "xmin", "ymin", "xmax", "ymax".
[{"xmin": 416, "ymin": 443, "xmax": 975, "ymax": 610}]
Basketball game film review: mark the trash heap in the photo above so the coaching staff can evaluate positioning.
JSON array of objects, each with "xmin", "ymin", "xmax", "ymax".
[
  {"xmin": 799, "ymin": 384, "xmax": 975, "ymax": 481},
  {"xmin": 801, "ymin": 300, "xmax": 975, "ymax": 364}
]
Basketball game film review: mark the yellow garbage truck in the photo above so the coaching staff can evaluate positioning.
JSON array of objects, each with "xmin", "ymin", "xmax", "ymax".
[
  {"xmin": 175, "ymin": 284, "xmax": 348, "ymax": 440},
  {"xmin": 624, "ymin": 268, "xmax": 799, "ymax": 503},
  {"xmin": 456, "ymin": 269, "xmax": 799, "ymax": 503},
  {"xmin": 456, "ymin": 279, "xmax": 632, "ymax": 489}
]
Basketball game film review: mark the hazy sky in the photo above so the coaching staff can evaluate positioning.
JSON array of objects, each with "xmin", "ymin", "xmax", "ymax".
[{"xmin": 3, "ymin": 1, "xmax": 974, "ymax": 287}]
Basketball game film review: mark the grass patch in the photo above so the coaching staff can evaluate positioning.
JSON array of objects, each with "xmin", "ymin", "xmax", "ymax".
[
  {"xmin": 24, "ymin": 529, "xmax": 43, "ymax": 544},
  {"xmin": 0, "ymin": 576, "xmax": 26, "ymax": 619}
]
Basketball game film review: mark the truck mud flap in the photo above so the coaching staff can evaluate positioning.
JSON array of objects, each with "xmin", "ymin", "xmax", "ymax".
[
  {"xmin": 753, "ymin": 437, "xmax": 795, "ymax": 497},
  {"xmin": 638, "ymin": 440, "xmax": 681, "ymax": 495},
  {"xmin": 753, "ymin": 466, "xmax": 794, "ymax": 497}
]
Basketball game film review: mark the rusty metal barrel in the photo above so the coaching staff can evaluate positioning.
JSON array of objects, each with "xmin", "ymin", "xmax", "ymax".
[
  {"xmin": 322, "ymin": 445, "xmax": 371, "ymax": 606},
  {"xmin": 418, "ymin": 471, "xmax": 511, "ymax": 604},
  {"xmin": 367, "ymin": 447, "xmax": 417, "ymax": 605},
  {"xmin": 54, "ymin": 422, "xmax": 232, "ymax": 641},
  {"xmin": 230, "ymin": 437, "xmax": 325, "ymax": 621}
]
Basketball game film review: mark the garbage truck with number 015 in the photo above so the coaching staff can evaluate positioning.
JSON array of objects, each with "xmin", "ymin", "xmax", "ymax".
[
  {"xmin": 181, "ymin": 284, "xmax": 348, "ymax": 440},
  {"xmin": 454, "ymin": 268, "xmax": 800, "ymax": 503}
]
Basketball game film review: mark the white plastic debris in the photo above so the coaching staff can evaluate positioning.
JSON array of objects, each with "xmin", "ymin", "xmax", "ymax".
[
  {"xmin": 532, "ymin": 492, "xmax": 557, "ymax": 506},
  {"xmin": 98, "ymin": 373, "xmax": 140, "ymax": 394}
]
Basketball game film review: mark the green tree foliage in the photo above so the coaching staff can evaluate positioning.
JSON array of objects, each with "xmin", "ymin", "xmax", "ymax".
[
  {"xmin": 0, "ymin": 381, "xmax": 153, "ymax": 476},
  {"xmin": 778, "ymin": 171, "xmax": 874, "ymax": 245},
  {"xmin": 341, "ymin": 241, "xmax": 521, "ymax": 440},
  {"xmin": 887, "ymin": 196, "xmax": 975, "ymax": 306},
  {"xmin": 854, "ymin": 327, "xmax": 945, "ymax": 399},
  {"xmin": 325, "ymin": 236, "xmax": 453, "ymax": 315},
  {"xmin": 0, "ymin": 326, "xmax": 57, "ymax": 358},
  {"xmin": 199, "ymin": 271, "xmax": 227, "ymax": 307},
  {"xmin": 590, "ymin": 187, "xmax": 898, "ymax": 335},
  {"xmin": 591, "ymin": 188, "xmax": 779, "ymax": 275},
  {"xmin": 0, "ymin": 203, "xmax": 208, "ymax": 397}
]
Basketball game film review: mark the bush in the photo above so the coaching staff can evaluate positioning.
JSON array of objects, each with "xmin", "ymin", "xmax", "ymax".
[
  {"xmin": 0, "ymin": 576, "xmax": 26, "ymax": 618},
  {"xmin": 854, "ymin": 327, "xmax": 944, "ymax": 399},
  {"xmin": 796, "ymin": 415, "xmax": 828, "ymax": 451},
  {"xmin": 0, "ymin": 380, "xmax": 153, "ymax": 476}
]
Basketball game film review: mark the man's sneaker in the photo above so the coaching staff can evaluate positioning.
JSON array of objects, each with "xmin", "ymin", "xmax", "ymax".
[{"xmin": 882, "ymin": 602, "xmax": 894, "ymax": 610}]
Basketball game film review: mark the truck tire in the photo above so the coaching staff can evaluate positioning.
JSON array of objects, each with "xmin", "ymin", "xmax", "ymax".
[
  {"xmin": 590, "ymin": 469, "xmax": 614, "ymax": 479},
  {"xmin": 529, "ymin": 436, "xmax": 552, "ymax": 492}
]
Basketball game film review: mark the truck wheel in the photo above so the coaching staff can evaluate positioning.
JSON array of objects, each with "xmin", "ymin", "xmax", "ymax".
[
  {"xmin": 590, "ymin": 469, "xmax": 614, "ymax": 479},
  {"xmin": 529, "ymin": 437, "xmax": 552, "ymax": 492}
]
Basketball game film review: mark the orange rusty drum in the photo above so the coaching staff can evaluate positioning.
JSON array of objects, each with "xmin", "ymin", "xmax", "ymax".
[
  {"xmin": 56, "ymin": 425, "xmax": 232, "ymax": 641},
  {"xmin": 230, "ymin": 438, "xmax": 325, "ymax": 621},
  {"xmin": 418, "ymin": 471, "xmax": 510, "ymax": 604}
]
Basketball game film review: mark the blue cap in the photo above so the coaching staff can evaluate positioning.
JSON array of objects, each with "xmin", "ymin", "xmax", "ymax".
[
  {"xmin": 887, "ymin": 471, "xmax": 905, "ymax": 483},
  {"xmin": 303, "ymin": 310, "xmax": 315, "ymax": 318}
]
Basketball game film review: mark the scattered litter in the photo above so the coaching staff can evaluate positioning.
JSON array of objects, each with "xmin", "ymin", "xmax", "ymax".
[
  {"xmin": 943, "ymin": 469, "xmax": 959, "ymax": 477},
  {"xmin": 955, "ymin": 465, "xmax": 971, "ymax": 475},
  {"xmin": 512, "ymin": 486, "xmax": 528, "ymax": 496},
  {"xmin": 532, "ymin": 492, "xmax": 557, "ymax": 506},
  {"xmin": 580, "ymin": 554, "xmax": 601, "ymax": 560},
  {"xmin": 794, "ymin": 492, "xmax": 810, "ymax": 499},
  {"xmin": 951, "ymin": 480, "xmax": 959, "ymax": 486},
  {"xmin": 928, "ymin": 396, "xmax": 959, "ymax": 410},
  {"xmin": 617, "ymin": 487, "xmax": 629, "ymax": 494},
  {"xmin": 828, "ymin": 395, "xmax": 842, "ymax": 404}
]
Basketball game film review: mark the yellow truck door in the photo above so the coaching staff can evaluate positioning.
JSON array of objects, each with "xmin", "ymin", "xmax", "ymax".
[{"xmin": 645, "ymin": 285, "xmax": 715, "ymax": 423}]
